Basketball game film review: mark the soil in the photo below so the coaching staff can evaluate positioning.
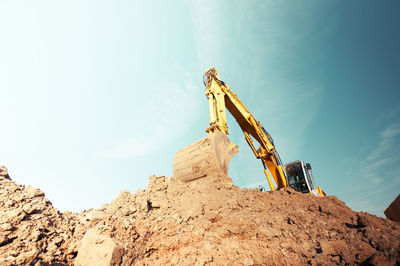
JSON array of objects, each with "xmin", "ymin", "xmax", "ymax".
[{"xmin": 0, "ymin": 168, "xmax": 399, "ymax": 265}]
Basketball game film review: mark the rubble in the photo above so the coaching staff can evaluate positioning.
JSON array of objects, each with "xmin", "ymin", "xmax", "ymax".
[{"xmin": 0, "ymin": 167, "xmax": 399, "ymax": 265}]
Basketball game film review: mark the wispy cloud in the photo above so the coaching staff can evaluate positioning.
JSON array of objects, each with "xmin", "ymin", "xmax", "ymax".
[
  {"xmin": 367, "ymin": 122, "xmax": 400, "ymax": 161},
  {"xmin": 254, "ymin": 79, "xmax": 322, "ymax": 160},
  {"xmin": 361, "ymin": 122, "xmax": 400, "ymax": 185},
  {"xmin": 187, "ymin": 2, "xmax": 323, "ymax": 188},
  {"xmin": 102, "ymin": 1, "xmax": 225, "ymax": 159},
  {"xmin": 100, "ymin": 76, "xmax": 201, "ymax": 158},
  {"xmin": 189, "ymin": 0, "xmax": 224, "ymax": 66},
  {"xmin": 348, "ymin": 119, "xmax": 400, "ymax": 216},
  {"xmin": 101, "ymin": 127, "xmax": 169, "ymax": 158}
]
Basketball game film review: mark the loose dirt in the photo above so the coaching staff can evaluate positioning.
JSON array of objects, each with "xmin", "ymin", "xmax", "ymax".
[{"xmin": 0, "ymin": 168, "xmax": 399, "ymax": 265}]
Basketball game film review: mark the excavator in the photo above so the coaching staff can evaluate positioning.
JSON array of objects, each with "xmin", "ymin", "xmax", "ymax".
[{"xmin": 173, "ymin": 67, "xmax": 325, "ymax": 196}]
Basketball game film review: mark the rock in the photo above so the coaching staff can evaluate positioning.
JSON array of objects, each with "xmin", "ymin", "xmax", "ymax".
[
  {"xmin": 364, "ymin": 253, "xmax": 393, "ymax": 266},
  {"xmin": 0, "ymin": 166, "xmax": 8, "ymax": 176},
  {"xmin": 81, "ymin": 210, "xmax": 108, "ymax": 223},
  {"xmin": 243, "ymin": 257, "xmax": 254, "ymax": 265},
  {"xmin": 0, "ymin": 166, "xmax": 10, "ymax": 180},
  {"xmin": 22, "ymin": 202, "xmax": 43, "ymax": 214},
  {"xmin": 15, "ymin": 248, "xmax": 39, "ymax": 265},
  {"xmin": 0, "ymin": 233, "xmax": 8, "ymax": 246},
  {"xmin": 149, "ymin": 198, "xmax": 167, "ymax": 209},
  {"xmin": 47, "ymin": 242, "xmax": 58, "ymax": 254},
  {"xmin": 74, "ymin": 229, "xmax": 125, "ymax": 266},
  {"xmin": 319, "ymin": 240, "xmax": 347, "ymax": 255},
  {"xmin": 25, "ymin": 185, "xmax": 45, "ymax": 198},
  {"xmin": 0, "ymin": 223, "xmax": 12, "ymax": 231},
  {"xmin": 5, "ymin": 208, "xmax": 24, "ymax": 222}
]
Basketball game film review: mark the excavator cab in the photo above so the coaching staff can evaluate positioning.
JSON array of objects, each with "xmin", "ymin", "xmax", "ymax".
[{"xmin": 284, "ymin": 161, "xmax": 321, "ymax": 196}]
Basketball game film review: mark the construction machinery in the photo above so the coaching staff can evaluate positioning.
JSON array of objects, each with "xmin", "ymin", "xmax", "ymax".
[
  {"xmin": 285, "ymin": 161, "xmax": 325, "ymax": 196},
  {"xmin": 173, "ymin": 67, "xmax": 325, "ymax": 196}
]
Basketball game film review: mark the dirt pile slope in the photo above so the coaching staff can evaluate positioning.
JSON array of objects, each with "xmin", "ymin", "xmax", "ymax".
[
  {"xmin": 0, "ymin": 168, "xmax": 91, "ymax": 265},
  {"xmin": 1, "ymin": 169, "xmax": 399, "ymax": 265}
]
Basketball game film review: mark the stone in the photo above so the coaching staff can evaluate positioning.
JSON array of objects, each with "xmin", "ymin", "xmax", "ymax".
[
  {"xmin": 25, "ymin": 186, "xmax": 45, "ymax": 198},
  {"xmin": 6, "ymin": 208, "xmax": 24, "ymax": 222},
  {"xmin": 319, "ymin": 240, "xmax": 347, "ymax": 255},
  {"xmin": 74, "ymin": 229, "xmax": 125, "ymax": 266},
  {"xmin": 0, "ymin": 233, "xmax": 8, "ymax": 246},
  {"xmin": 243, "ymin": 257, "xmax": 254, "ymax": 265},
  {"xmin": 82, "ymin": 210, "xmax": 108, "ymax": 223},
  {"xmin": 22, "ymin": 203, "xmax": 39, "ymax": 214},
  {"xmin": 15, "ymin": 248, "xmax": 39, "ymax": 265},
  {"xmin": 0, "ymin": 223, "xmax": 13, "ymax": 231},
  {"xmin": 0, "ymin": 166, "xmax": 10, "ymax": 180}
]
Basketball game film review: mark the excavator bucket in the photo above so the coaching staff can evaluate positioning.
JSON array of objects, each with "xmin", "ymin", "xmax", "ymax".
[{"xmin": 173, "ymin": 131, "xmax": 239, "ymax": 182}]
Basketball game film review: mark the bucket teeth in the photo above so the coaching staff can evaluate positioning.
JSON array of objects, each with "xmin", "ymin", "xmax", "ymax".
[{"xmin": 173, "ymin": 131, "xmax": 239, "ymax": 182}]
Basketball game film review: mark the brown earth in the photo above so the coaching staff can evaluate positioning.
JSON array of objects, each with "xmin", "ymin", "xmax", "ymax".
[{"xmin": 0, "ymin": 168, "xmax": 399, "ymax": 265}]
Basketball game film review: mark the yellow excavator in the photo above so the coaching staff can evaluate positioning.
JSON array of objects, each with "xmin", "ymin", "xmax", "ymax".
[{"xmin": 173, "ymin": 67, "xmax": 325, "ymax": 196}]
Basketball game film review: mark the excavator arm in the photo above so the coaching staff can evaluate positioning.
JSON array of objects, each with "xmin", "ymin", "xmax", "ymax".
[
  {"xmin": 173, "ymin": 67, "xmax": 324, "ymax": 196},
  {"xmin": 203, "ymin": 68, "xmax": 287, "ymax": 191}
]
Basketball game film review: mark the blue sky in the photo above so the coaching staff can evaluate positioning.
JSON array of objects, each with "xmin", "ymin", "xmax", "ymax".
[{"xmin": 1, "ymin": 1, "xmax": 399, "ymax": 217}]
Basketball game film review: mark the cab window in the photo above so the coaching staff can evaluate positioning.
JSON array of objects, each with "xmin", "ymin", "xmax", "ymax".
[
  {"xmin": 286, "ymin": 164, "xmax": 310, "ymax": 193},
  {"xmin": 304, "ymin": 169, "xmax": 314, "ymax": 190}
]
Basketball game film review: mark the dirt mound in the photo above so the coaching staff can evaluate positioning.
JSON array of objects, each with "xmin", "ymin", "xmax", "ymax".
[
  {"xmin": 1, "ymin": 169, "xmax": 399, "ymax": 265},
  {"xmin": 0, "ymin": 170, "xmax": 92, "ymax": 264}
]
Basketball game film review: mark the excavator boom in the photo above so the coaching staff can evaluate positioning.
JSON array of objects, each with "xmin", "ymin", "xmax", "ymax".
[
  {"xmin": 202, "ymin": 68, "xmax": 287, "ymax": 190},
  {"xmin": 173, "ymin": 67, "xmax": 324, "ymax": 196}
]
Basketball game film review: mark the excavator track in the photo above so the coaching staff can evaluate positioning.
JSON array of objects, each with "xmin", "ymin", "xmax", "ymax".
[{"xmin": 173, "ymin": 131, "xmax": 239, "ymax": 182}]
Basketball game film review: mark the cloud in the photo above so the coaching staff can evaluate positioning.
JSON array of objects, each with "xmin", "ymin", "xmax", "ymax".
[
  {"xmin": 382, "ymin": 124, "xmax": 400, "ymax": 139},
  {"xmin": 255, "ymin": 79, "xmax": 322, "ymax": 160},
  {"xmin": 348, "ymin": 119, "xmax": 400, "ymax": 216},
  {"xmin": 100, "ymin": 76, "xmax": 201, "ymax": 158},
  {"xmin": 367, "ymin": 122, "xmax": 400, "ymax": 161},
  {"xmin": 189, "ymin": 0, "xmax": 224, "ymax": 65},
  {"xmin": 187, "ymin": 2, "xmax": 323, "ymax": 189},
  {"xmin": 102, "ymin": 0, "xmax": 227, "ymax": 160},
  {"xmin": 102, "ymin": 128, "xmax": 168, "ymax": 158},
  {"xmin": 363, "ymin": 122, "xmax": 400, "ymax": 179}
]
